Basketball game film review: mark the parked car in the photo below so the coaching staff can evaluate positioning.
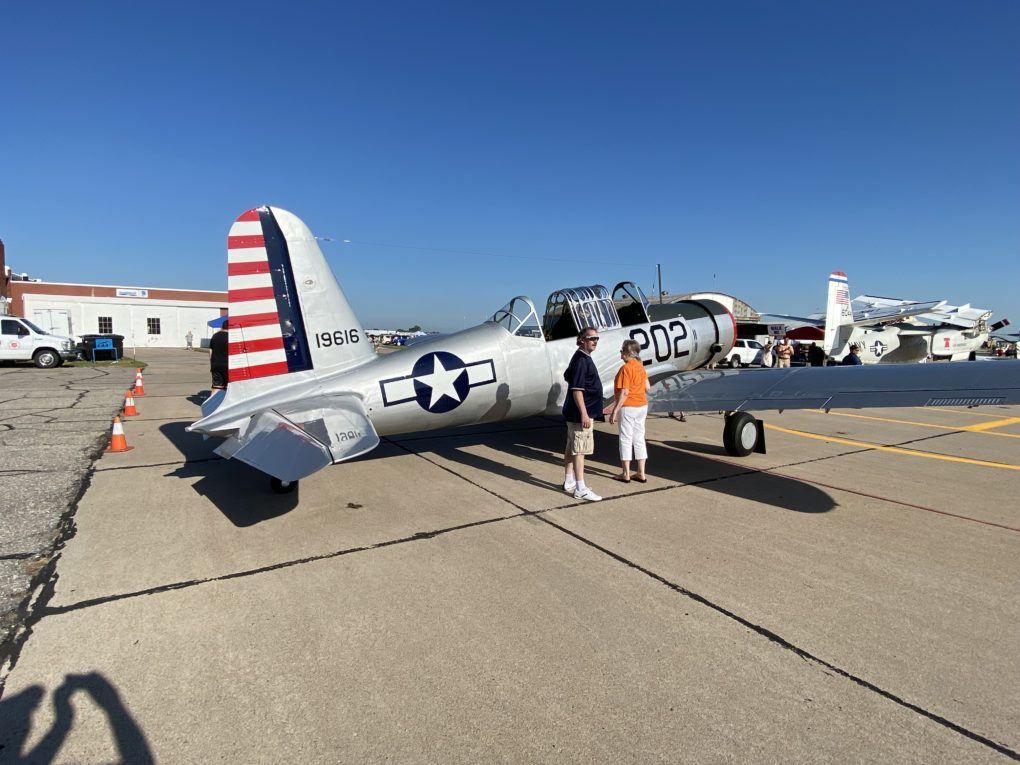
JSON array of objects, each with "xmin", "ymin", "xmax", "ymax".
[{"xmin": 726, "ymin": 338, "xmax": 765, "ymax": 368}]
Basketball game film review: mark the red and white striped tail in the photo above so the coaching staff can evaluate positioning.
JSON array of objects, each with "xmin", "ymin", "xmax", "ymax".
[
  {"xmin": 227, "ymin": 208, "xmax": 289, "ymax": 382},
  {"xmin": 221, "ymin": 206, "xmax": 374, "ymax": 395}
]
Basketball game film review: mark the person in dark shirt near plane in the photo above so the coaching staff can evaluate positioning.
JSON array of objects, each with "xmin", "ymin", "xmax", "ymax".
[
  {"xmin": 808, "ymin": 342, "xmax": 826, "ymax": 367},
  {"xmin": 562, "ymin": 328, "xmax": 604, "ymax": 502},
  {"xmin": 210, "ymin": 321, "xmax": 230, "ymax": 389},
  {"xmin": 841, "ymin": 344, "xmax": 863, "ymax": 365}
]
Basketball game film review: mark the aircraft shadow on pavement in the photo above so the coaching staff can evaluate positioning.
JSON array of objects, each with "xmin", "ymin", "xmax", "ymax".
[
  {"xmin": 157, "ymin": 415, "xmax": 833, "ymax": 519},
  {"xmin": 0, "ymin": 673, "xmax": 154, "ymax": 764},
  {"xmin": 159, "ymin": 421, "xmax": 299, "ymax": 526},
  {"xmin": 392, "ymin": 419, "xmax": 835, "ymax": 515}
]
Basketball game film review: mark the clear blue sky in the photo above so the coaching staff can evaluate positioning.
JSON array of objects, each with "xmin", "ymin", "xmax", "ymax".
[{"xmin": 4, "ymin": 0, "xmax": 1018, "ymax": 333}]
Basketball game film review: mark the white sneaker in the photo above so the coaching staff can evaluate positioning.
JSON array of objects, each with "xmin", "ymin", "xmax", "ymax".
[
  {"xmin": 563, "ymin": 477, "xmax": 577, "ymax": 493},
  {"xmin": 574, "ymin": 487, "xmax": 602, "ymax": 502}
]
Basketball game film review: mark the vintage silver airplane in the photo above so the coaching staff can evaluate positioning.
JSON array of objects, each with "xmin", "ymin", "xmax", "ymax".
[{"xmin": 188, "ymin": 207, "xmax": 1020, "ymax": 493}]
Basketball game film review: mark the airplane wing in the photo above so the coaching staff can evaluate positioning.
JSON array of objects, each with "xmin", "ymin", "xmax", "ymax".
[
  {"xmin": 849, "ymin": 296, "xmax": 946, "ymax": 325},
  {"xmin": 648, "ymin": 360, "xmax": 1020, "ymax": 413},
  {"xmin": 759, "ymin": 313, "xmax": 823, "ymax": 326},
  {"xmin": 917, "ymin": 303, "xmax": 993, "ymax": 329}
]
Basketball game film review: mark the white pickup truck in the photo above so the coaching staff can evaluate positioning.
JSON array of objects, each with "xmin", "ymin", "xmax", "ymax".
[{"xmin": 0, "ymin": 316, "xmax": 79, "ymax": 368}]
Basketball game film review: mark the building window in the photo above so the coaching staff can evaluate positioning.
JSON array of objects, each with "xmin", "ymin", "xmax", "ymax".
[
  {"xmin": 147, "ymin": 318, "xmax": 161, "ymax": 335},
  {"xmin": 98, "ymin": 316, "xmax": 113, "ymax": 333}
]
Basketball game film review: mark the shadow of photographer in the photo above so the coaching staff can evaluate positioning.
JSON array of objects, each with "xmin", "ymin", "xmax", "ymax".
[{"xmin": 0, "ymin": 672, "xmax": 153, "ymax": 764}]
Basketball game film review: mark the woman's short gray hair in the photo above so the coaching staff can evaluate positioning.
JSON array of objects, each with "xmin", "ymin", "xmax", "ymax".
[{"xmin": 621, "ymin": 339, "xmax": 641, "ymax": 359}]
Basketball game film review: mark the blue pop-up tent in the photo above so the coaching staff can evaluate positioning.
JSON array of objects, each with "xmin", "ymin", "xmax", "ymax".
[{"xmin": 208, "ymin": 315, "xmax": 229, "ymax": 329}]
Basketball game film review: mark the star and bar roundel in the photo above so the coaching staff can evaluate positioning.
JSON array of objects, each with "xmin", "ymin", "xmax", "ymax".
[{"xmin": 380, "ymin": 352, "xmax": 497, "ymax": 413}]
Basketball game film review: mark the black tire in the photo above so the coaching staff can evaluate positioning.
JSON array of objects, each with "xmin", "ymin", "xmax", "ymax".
[
  {"xmin": 33, "ymin": 349, "xmax": 60, "ymax": 369},
  {"xmin": 729, "ymin": 355, "xmax": 742, "ymax": 369},
  {"xmin": 723, "ymin": 411, "xmax": 758, "ymax": 457},
  {"xmin": 270, "ymin": 477, "xmax": 297, "ymax": 494}
]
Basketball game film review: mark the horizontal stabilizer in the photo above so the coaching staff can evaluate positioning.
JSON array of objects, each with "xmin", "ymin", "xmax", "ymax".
[
  {"xmin": 276, "ymin": 393, "xmax": 381, "ymax": 465},
  {"xmin": 201, "ymin": 389, "xmax": 226, "ymax": 419},
  {"xmin": 215, "ymin": 411, "xmax": 333, "ymax": 482},
  {"xmin": 214, "ymin": 394, "xmax": 381, "ymax": 482},
  {"xmin": 648, "ymin": 361, "xmax": 1020, "ymax": 414}
]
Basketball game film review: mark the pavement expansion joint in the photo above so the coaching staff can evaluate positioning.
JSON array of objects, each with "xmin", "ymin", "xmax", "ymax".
[
  {"xmin": 40, "ymin": 513, "xmax": 519, "ymax": 619},
  {"xmin": 387, "ymin": 437, "xmax": 1020, "ymax": 760},
  {"xmin": 532, "ymin": 510, "xmax": 1020, "ymax": 762}
]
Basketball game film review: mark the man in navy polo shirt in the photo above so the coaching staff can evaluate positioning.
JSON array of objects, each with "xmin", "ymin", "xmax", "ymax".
[{"xmin": 562, "ymin": 327, "xmax": 604, "ymax": 501}]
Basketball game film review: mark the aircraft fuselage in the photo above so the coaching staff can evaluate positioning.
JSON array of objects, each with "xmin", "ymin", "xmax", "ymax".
[{"xmin": 194, "ymin": 306, "xmax": 732, "ymax": 440}]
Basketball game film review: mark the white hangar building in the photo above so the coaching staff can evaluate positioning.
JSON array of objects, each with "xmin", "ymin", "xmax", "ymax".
[{"xmin": 5, "ymin": 276, "xmax": 227, "ymax": 350}]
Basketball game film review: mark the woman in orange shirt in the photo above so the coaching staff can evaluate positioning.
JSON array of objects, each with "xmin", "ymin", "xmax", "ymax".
[{"xmin": 608, "ymin": 339, "xmax": 651, "ymax": 483}]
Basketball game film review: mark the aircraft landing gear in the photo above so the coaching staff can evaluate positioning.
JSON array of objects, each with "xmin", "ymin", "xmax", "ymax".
[
  {"xmin": 270, "ymin": 477, "xmax": 298, "ymax": 494},
  {"xmin": 723, "ymin": 411, "xmax": 762, "ymax": 457}
]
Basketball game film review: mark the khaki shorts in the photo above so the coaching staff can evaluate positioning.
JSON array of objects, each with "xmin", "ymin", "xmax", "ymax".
[{"xmin": 566, "ymin": 422, "xmax": 594, "ymax": 456}]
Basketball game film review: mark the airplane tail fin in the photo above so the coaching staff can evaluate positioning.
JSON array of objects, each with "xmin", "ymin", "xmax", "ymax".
[
  {"xmin": 823, "ymin": 271, "xmax": 854, "ymax": 355},
  {"xmin": 224, "ymin": 206, "xmax": 375, "ymax": 394}
]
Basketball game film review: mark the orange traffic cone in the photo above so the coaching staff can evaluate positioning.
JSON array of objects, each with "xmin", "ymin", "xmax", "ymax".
[
  {"xmin": 123, "ymin": 390, "xmax": 139, "ymax": 416},
  {"xmin": 134, "ymin": 368, "xmax": 145, "ymax": 396},
  {"xmin": 105, "ymin": 416, "xmax": 134, "ymax": 453}
]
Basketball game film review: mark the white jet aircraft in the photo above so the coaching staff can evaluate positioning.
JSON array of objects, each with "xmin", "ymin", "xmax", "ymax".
[{"xmin": 188, "ymin": 209, "xmax": 1020, "ymax": 493}]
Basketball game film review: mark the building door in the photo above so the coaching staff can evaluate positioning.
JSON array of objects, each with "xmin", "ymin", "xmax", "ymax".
[{"xmin": 32, "ymin": 309, "xmax": 72, "ymax": 336}]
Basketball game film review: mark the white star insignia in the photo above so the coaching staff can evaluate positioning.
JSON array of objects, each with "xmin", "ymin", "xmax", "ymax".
[{"xmin": 417, "ymin": 355, "xmax": 464, "ymax": 408}]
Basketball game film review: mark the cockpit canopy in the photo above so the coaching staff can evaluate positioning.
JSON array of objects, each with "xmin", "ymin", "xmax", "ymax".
[
  {"xmin": 487, "ymin": 296, "xmax": 543, "ymax": 338},
  {"xmin": 486, "ymin": 282, "xmax": 651, "ymax": 342},
  {"xmin": 543, "ymin": 282, "xmax": 651, "ymax": 340}
]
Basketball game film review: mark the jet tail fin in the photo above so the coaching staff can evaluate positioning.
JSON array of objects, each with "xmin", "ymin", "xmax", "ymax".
[
  {"xmin": 224, "ymin": 206, "xmax": 376, "ymax": 398},
  {"xmin": 823, "ymin": 271, "xmax": 853, "ymax": 355}
]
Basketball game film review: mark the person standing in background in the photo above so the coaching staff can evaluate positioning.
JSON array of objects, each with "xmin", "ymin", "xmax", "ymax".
[
  {"xmin": 209, "ymin": 321, "xmax": 229, "ymax": 389},
  {"xmin": 776, "ymin": 337, "xmax": 794, "ymax": 368}
]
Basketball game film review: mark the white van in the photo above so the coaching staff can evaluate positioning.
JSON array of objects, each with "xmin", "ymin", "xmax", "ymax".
[{"xmin": 0, "ymin": 316, "xmax": 78, "ymax": 368}]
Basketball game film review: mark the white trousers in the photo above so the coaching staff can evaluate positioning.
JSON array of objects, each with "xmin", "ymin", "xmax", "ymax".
[{"xmin": 618, "ymin": 405, "xmax": 648, "ymax": 461}]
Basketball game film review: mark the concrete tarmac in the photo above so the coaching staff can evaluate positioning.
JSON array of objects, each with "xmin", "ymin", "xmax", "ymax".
[
  {"xmin": 0, "ymin": 348, "xmax": 1017, "ymax": 763},
  {"xmin": 0, "ymin": 361, "xmax": 137, "ymax": 660}
]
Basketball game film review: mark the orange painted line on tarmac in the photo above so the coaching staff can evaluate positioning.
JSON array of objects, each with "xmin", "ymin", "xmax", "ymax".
[{"xmin": 764, "ymin": 424, "xmax": 1020, "ymax": 471}]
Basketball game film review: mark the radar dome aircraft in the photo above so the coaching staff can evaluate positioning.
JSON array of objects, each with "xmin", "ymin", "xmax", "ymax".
[
  {"xmin": 770, "ymin": 272, "xmax": 1010, "ymax": 364},
  {"xmin": 188, "ymin": 208, "xmax": 1020, "ymax": 493}
]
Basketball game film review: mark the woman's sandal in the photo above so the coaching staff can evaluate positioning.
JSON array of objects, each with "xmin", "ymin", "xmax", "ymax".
[
  {"xmin": 612, "ymin": 475, "xmax": 631, "ymax": 483},
  {"xmin": 633, "ymin": 475, "xmax": 648, "ymax": 483}
]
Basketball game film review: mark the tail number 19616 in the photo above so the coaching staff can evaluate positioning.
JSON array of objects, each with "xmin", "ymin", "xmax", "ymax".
[{"xmin": 315, "ymin": 329, "xmax": 360, "ymax": 347}]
